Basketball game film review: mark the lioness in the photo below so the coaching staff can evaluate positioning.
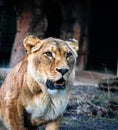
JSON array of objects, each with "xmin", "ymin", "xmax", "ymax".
[{"xmin": 0, "ymin": 35, "xmax": 78, "ymax": 130}]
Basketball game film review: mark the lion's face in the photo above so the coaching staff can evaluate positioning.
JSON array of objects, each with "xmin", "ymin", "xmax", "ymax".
[{"xmin": 23, "ymin": 36, "xmax": 78, "ymax": 94}]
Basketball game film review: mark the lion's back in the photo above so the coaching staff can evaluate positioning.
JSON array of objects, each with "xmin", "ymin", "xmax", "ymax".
[{"xmin": 0, "ymin": 61, "xmax": 27, "ymax": 98}]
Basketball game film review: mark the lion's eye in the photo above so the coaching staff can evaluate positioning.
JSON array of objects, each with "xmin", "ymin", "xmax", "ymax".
[
  {"xmin": 44, "ymin": 51, "xmax": 53, "ymax": 57},
  {"xmin": 66, "ymin": 52, "xmax": 73, "ymax": 58},
  {"xmin": 66, "ymin": 52, "xmax": 73, "ymax": 61}
]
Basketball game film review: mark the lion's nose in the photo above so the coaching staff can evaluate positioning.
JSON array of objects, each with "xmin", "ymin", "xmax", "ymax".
[{"xmin": 56, "ymin": 68, "xmax": 69, "ymax": 75}]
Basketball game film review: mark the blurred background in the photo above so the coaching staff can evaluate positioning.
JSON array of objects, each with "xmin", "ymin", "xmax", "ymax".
[{"xmin": 0, "ymin": 0, "xmax": 117, "ymax": 75}]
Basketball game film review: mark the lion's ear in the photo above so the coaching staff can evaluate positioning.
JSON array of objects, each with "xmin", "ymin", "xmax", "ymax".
[
  {"xmin": 66, "ymin": 39, "xmax": 79, "ymax": 57},
  {"xmin": 23, "ymin": 35, "xmax": 41, "ymax": 54}
]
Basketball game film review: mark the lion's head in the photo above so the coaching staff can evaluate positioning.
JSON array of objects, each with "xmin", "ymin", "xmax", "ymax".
[{"xmin": 23, "ymin": 35, "xmax": 79, "ymax": 94}]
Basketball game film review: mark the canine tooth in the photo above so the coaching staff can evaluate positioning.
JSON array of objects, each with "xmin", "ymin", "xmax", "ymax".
[{"xmin": 54, "ymin": 82, "xmax": 57, "ymax": 86}]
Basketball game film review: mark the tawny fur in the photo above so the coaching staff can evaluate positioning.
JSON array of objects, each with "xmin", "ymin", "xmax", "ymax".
[{"xmin": 0, "ymin": 35, "xmax": 78, "ymax": 130}]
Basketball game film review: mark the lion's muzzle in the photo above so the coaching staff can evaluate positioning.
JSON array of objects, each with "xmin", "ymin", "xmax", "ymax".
[{"xmin": 46, "ymin": 78, "xmax": 66, "ymax": 90}]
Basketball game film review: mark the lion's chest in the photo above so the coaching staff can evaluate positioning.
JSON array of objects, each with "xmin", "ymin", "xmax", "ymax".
[{"xmin": 25, "ymin": 93, "xmax": 68, "ymax": 121}]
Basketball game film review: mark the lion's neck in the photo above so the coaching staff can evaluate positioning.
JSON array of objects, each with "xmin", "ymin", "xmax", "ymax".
[
  {"xmin": 25, "ymin": 89, "xmax": 69, "ymax": 122},
  {"xmin": 44, "ymin": 92, "xmax": 69, "ymax": 120}
]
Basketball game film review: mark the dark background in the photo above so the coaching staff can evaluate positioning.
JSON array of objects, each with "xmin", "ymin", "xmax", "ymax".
[
  {"xmin": 0, "ymin": 1, "xmax": 16, "ymax": 67},
  {"xmin": 87, "ymin": 1, "xmax": 118, "ymax": 74},
  {"xmin": 0, "ymin": 0, "xmax": 117, "ymax": 74}
]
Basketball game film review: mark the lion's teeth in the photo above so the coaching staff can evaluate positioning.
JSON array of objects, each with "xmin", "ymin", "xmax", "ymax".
[{"xmin": 53, "ymin": 81, "xmax": 64, "ymax": 86}]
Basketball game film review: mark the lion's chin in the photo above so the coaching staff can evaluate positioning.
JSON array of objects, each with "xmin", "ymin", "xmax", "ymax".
[{"xmin": 46, "ymin": 78, "xmax": 66, "ymax": 90}]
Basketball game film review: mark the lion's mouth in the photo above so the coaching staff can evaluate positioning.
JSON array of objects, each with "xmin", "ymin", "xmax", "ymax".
[{"xmin": 46, "ymin": 78, "xmax": 66, "ymax": 90}]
